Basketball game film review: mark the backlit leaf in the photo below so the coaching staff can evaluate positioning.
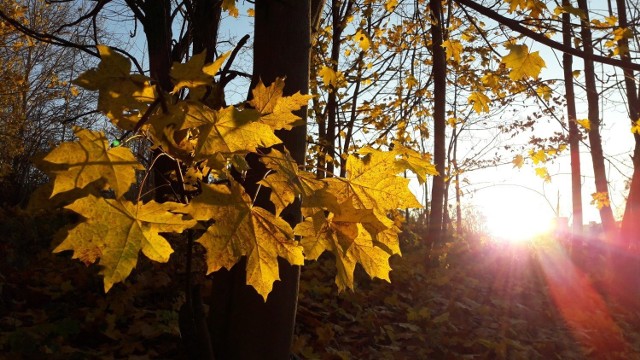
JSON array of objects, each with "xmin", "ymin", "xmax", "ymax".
[
  {"xmin": 295, "ymin": 209, "xmax": 392, "ymax": 291},
  {"xmin": 186, "ymin": 103, "xmax": 280, "ymax": 158},
  {"xmin": 591, "ymin": 192, "xmax": 610, "ymax": 209},
  {"xmin": 187, "ymin": 182, "xmax": 304, "ymax": 300},
  {"xmin": 443, "ymin": 40, "xmax": 463, "ymax": 63},
  {"xmin": 171, "ymin": 51, "xmax": 230, "ymax": 94},
  {"xmin": 501, "ymin": 44, "xmax": 546, "ymax": 80},
  {"xmin": 73, "ymin": 45, "xmax": 155, "ymax": 130},
  {"xmin": 512, "ymin": 154, "xmax": 524, "ymax": 168},
  {"xmin": 385, "ymin": 0, "xmax": 398, "ymax": 11},
  {"xmin": 319, "ymin": 65, "xmax": 338, "ymax": 87},
  {"xmin": 325, "ymin": 147, "xmax": 423, "ymax": 214},
  {"xmin": 391, "ymin": 142, "xmax": 439, "ymax": 184},
  {"xmin": 35, "ymin": 127, "xmax": 144, "ymax": 198},
  {"xmin": 576, "ymin": 118, "xmax": 590, "ymax": 131},
  {"xmin": 353, "ymin": 30, "xmax": 370, "ymax": 51},
  {"xmin": 222, "ymin": 0, "xmax": 239, "ymax": 17},
  {"xmin": 468, "ymin": 92, "xmax": 491, "ymax": 114},
  {"xmin": 249, "ymin": 78, "xmax": 312, "ymax": 131},
  {"xmin": 54, "ymin": 195, "xmax": 195, "ymax": 292},
  {"xmin": 258, "ymin": 149, "xmax": 337, "ymax": 216},
  {"xmin": 534, "ymin": 167, "xmax": 551, "ymax": 182}
]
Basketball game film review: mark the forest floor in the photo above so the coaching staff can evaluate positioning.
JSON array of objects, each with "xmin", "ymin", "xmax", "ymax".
[{"xmin": 2, "ymin": 212, "xmax": 640, "ymax": 359}]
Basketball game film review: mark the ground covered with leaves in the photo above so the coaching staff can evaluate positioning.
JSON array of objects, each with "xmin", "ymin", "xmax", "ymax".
[{"xmin": 2, "ymin": 212, "xmax": 640, "ymax": 359}]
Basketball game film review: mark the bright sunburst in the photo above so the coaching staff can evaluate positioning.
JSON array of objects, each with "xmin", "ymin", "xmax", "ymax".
[{"xmin": 481, "ymin": 190, "xmax": 554, "ymax": 242}]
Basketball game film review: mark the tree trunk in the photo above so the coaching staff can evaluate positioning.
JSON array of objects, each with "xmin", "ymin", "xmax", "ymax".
[
  {"xmin": 616, "ymin": 0, "xmax": 640, "ymax": 249},
  {"xmin": 576, "ymin": 0, "xmax": 616, "ymax": 233},
  {"xmin": 207, "ymin": 1, "xmax": 315, "ymax": 358},
  {"xmin": 427, "ymin": 0, "xmax": 447, "ymax": 249},
  {"xmin": 562, "ymin": 0, "xmax": 583, "ymax": 246}
]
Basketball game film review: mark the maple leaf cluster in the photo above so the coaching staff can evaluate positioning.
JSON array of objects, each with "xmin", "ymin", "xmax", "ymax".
[{"xmin": 31, "ymin": 46, "xmax": 438, "ymax": 300}]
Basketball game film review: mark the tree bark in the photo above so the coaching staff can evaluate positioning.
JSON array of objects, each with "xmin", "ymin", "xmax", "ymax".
[
  {"xmin": 576, "ymin": 0, "xmax": 616, "ymax": 233},
  {"xmin": 562, "ymin": 0, "xmax": 583, "ymax": 243},
  {"xmin": 427, "ymin": 0, "xmax": 447, "ymax": 248},
  {"xmin": 616, "ymin": 0, "xmax": 640, "ymax": 249},
  {"xmin": 207, "ymin": 1, "xmax": 314, "ymax": 358}
]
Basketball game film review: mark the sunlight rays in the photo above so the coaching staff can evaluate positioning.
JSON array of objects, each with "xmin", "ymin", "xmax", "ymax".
[{"xmin": 537, "ymin": 242, "xmax": 629, "ymax": 356}]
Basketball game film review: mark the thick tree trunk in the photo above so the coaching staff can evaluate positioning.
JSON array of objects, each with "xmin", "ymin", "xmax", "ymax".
[
  {"xmin": 207, "ymin": 1, "xmax": 314, "ymax": 358},
  {"xmin": 576, "ymin": 0, "xmax": 616, "ymax": 233},
  {"xmin": 427, "ymin": 0, "xmax": 447, "ymax": 249},
  {"xmin": 562, "ymin": 0, "xmax": 583, "ymax": 244},
  {"xmin": 616, "ymin": 0, "xmax": 640, "ymax": 249}
]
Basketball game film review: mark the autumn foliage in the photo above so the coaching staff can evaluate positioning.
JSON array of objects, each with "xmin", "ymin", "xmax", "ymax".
[{"xmin": 32, "ymin": 45, "xmax": 437, "ymax": 299}]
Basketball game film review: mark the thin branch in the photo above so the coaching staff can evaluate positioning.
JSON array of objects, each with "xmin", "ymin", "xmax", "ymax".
[
  {"xmin": 0, "ymin": 9, "xmax": 98, "ymax": 57},
  {"xmin": 454, "ymin": 0, "xmax": 640, "ymax": 72},
  {"xmin": 220, "ymin": 34, "xmax": 250, "ymax": 88}
]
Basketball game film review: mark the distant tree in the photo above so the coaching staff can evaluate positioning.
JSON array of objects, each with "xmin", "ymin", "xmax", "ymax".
[{"xmin": 0, "ymin": 0, "xmax": 96, "ymax": 206}]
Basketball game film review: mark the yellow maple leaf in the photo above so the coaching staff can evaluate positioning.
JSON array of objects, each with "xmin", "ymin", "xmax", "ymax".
[
  {"xmin": 536, "ymin": 84, "xmax": 552, "ymax": 101},
  {"xmin": 249, "ymin": 78, "xmax": 312, "ymax": 131},
  {"xmin": 295, "ymin": 207, "xmax": 392, "ymax": 292},
  {"xmin": 631, "ymin": 119, "xmax": 640, "ymax": 134},
  {"xmin": 468, "ymin": 91, "xmax": 491, "ymax": 113},
  {"xmin": 576, "ymin": 118, "xmax": 591, "ymax": 131},
  {"xmin": 258, "ymin": 149, "xmax": 338, "ymax": 216},
  {"xmin": 390, "ymin": 142, "xmax": 439, "ymax": 184},
  {"xmin": 534, "ymin": 167, "xmax": 551, "ymax": 182},
  {"xmin": 222, "ymin": 0, "xmax": 238, "ymax": 17},
  {"xmin": 319, "ymin": 65, "xmax": 338, "ymax": 87},
  {"xmin": 385, "ymin": 0, "xmax": 399, "ymax": 11},
  {"xmin": 353, "ymin": 29, "xmax": 370, "ymax": 52},
  {"xmin": 35, "ymin": 127, "xmax": 144, "ymax": 198},
  {"xmin": 405, "ymin": 75, "xmax": 418, "ymax": 88},
  {"xmin": 481, "ymin": 73, "xmax": 499, "ymax": 88},
  {"xmin": 171, "ymin": 51, "xmax": 230, "ymax": 94},
  {"xmin": 501, "ymin": 44, "xmax": 546, "ymax": 80},
  {"xmin": 325, "ymin": 147, "xmax": 423, "ymax": 214},
  {"xmin": 613, "ymin": 27, "xmax": 632, "ymax": 42},
  {"xmin": 528, "ymin": 149, "xmax": 547, "ymax": 164},
  {"xmin": 55, "ymin": 195, "xmax": 195, "ymax": 292},
  {"xmin": 73, "ymin": 45, "xmax": 156, "ymax": 130},
  {"xmin": 186, "ymin": 181, "xmax": 304, "ymax": 300},
  {"xmin": 443, "ymin": 39, "xmax": 463, "ymax": 63},
  {"xmin": 605, "ymin": 15, "xmax": 618, "ymax": 26},
  {"xmin": 186, "ymin": 103, "xmax": 280, "ymax": 158},
  {"xmin": 590, "ymin": 192, "xmax": 610, "ymax": 209},
  {"xmin": 512, "ymin": 154, "xmax": 524, "ymax": 168}
]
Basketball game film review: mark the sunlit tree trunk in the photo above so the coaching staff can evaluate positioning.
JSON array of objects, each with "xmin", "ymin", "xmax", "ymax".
[
  {"xmin": 561, "ymin": 0, "xmax": 583, "ymax": 245},
  {"xmin": 615, "ymin": 0, "xmax": 640, "ymax": 249},
  {"xmin": 427, "ymin": 0, "xmax": 448, "ymax": 249},
  {"xmin": 576, "ymin": 0, "xmax": 616, "ymax": 233}
]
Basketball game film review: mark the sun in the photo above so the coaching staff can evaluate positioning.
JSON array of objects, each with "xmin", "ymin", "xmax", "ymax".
[{"xmin": 481, "ymin": 192, "xmax": 554, "ymax": 243}]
